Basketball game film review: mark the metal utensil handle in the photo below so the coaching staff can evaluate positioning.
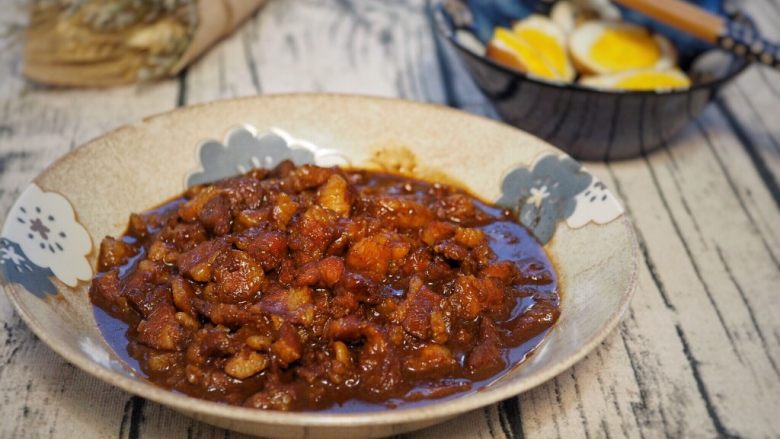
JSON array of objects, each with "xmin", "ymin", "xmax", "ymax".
[{"xmin": 719, "ymin": 18, "xmax": 780, "ymax": 69}]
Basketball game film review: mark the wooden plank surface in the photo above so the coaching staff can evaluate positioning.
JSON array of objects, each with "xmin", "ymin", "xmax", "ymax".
[
  {"xmin": 717, "ymin": 0, "xmax": 780, "ymax": 210},
  {"xmin": 1, "ymin": 0, "xmax": 779, "ymax": 438}
]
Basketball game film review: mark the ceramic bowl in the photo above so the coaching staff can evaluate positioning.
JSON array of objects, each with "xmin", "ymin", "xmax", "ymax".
[
  {"xmin": 432, "ymin": 0, "xmax": 750, "ymax": 160},
  {"xmin": 0, "ymin": 94, "xmax": 637, "ymax": 438}
]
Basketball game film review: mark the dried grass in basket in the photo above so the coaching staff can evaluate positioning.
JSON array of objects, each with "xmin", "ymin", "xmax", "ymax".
[{"xmin": 24, "ymin": 0, "xmax": 267, "ymax": 87}]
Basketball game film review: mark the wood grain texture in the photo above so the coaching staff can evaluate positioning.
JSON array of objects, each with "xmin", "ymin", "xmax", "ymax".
[
  {"xmin": 1, "ymin": 0, "xmax": 779, "ymax": 438},
  {"xmin": 717, "ymin": 0, "xmax": 780, "ymax": 209}
]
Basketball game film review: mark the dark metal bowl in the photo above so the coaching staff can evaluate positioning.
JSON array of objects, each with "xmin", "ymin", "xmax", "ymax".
[{"xmin": 432, "ymin": 0, "xmax": 750, "ymax": 160}]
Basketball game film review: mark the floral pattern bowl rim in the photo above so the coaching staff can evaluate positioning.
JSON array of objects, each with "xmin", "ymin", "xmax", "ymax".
[{"xmin": 0, "ymin": 94, "xmax": 638, "ymax": 437}]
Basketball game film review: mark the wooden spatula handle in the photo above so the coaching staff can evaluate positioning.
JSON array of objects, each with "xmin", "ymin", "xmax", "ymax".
[
  {"xmin": 613, "ymin": 0, "xmax": 722, "ymax": 41},
  {"xmin": 613, "ymin": 0, "xmax": 780, "ymax": 69}
]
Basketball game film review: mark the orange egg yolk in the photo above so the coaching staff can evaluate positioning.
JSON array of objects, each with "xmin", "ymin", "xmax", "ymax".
[
  {"xmin": 514, "ymin": 28, "xmax": 569, "ymax": 78},
  {"xmin": 590, "ymin": 28, "xmax": 661, "ymax": 72},
  {"xmin": 615, "ymin": 71, "xmax": 691, "ymax": 90},
  {"xmin": 492, "ymin": 27, "xmax": 559, "ymax": 80}
]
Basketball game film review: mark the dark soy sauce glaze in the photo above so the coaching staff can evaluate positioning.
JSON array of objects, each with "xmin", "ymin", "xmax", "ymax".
[{"xmin": 91, "ymin": 164, "xmax": 559, "ymax": 412}]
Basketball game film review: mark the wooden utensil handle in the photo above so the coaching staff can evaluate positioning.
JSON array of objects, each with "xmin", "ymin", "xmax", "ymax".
[
  {"xmin": 613, "ymin": 0, "xmax": 723, "ymax": 41},
  {"xmin": 612, "ymin": 0, "xmax": 780, "ymax": 69}
]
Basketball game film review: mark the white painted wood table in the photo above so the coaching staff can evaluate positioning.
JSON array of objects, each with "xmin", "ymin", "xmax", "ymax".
[{"xmin": 1, "ymin": 0, "xmax": 779, "ymax": 438}]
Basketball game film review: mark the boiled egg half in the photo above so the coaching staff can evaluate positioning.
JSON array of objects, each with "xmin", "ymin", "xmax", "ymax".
[
  {"xmin": 487, "ymin": 15, "xmax": 574, "ymax": 82},
  {"xmin": 570, "ymin": 21, "xmax": 677, "ymax": 75},
  {"xmin": 580, "ymin": 68, "xmax": 691, "ymax": 91}
]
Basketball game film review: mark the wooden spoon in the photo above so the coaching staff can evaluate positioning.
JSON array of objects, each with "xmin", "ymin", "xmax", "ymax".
[{"xmin": 611, "ymin": 0, "xmax": 779, "ymax": 69}]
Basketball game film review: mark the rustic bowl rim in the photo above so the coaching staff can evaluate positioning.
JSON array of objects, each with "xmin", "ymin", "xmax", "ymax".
[{"xmin": 1, "ymin": 93, "xmax": 639, "ymax": 427}]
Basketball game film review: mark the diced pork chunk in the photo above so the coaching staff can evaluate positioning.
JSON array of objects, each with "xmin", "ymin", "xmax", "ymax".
[
  {"xmin": 136, "ymin": 304, "xmax": 185, "ymax": 351},
  {"xmin": 211, "ymin": 250, "xmax": 264, "ymax": 303},
  {"xmin": 177, "ymin": 239, "xmax": 229, "ymax": 282},
  {"xmin": 317, "ymin": 174, "xmax": 352, "ymax": 217},
  {"xmin": 98, "ymin": 237, "xmax": 135, "ymax": 271},
  {"xmin": 272, "ymin": 324, "xmax": 303, "ymax": 366},
  {"xmin": 235, "ymin": 230, "xmax": 288, "ymax": 271},
  {"xmin": 346, "ymin": 232, "xmax": 411, "ymax": 280}
]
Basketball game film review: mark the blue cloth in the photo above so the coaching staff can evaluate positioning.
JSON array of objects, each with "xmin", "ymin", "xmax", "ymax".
[{"xmin": 466, "ymin": 0, "xmax": 534, "ymax": 41}]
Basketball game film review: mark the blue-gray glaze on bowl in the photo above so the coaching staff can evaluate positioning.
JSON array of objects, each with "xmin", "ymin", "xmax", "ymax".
[{"xmin": 432, "ymin": 0, "xmax": 750, "ymax": 160}]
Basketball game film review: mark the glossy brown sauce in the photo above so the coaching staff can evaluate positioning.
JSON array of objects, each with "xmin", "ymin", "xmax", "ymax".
[{"xmin": 90, "ymin": 162, "xmax": 559, "ymax": 411}]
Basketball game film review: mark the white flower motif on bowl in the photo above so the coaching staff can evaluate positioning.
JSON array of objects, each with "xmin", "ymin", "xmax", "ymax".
[{"xmin": 1, "ymin": 183, "xmax": 92, "ymax": 289}]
